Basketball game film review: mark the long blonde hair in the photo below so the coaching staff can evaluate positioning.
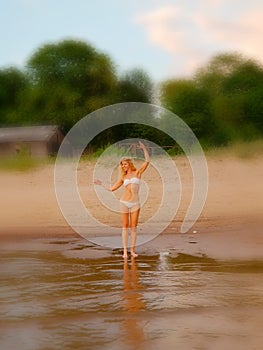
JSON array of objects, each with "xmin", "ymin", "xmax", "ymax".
[{"xmin": 119, "ymin": 157, "xmax": 136, "ymax": 179}]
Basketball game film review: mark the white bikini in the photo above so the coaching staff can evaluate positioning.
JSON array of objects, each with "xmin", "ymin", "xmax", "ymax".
[
  {"xmin": 123, "ymin": 177, "xmax": 141, "ymax": 187},
  {"xmin": 120, "ymin": 177, "xmax": 141, "ymax": 209}
]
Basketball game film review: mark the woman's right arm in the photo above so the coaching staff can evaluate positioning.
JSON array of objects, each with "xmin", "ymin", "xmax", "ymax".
[{"xmin": 94, "ymin": 179, "xmax": 123, "ymax": 192}]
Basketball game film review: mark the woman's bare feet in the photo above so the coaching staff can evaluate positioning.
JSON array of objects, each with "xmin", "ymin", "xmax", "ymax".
[{"xmin": 130, "ymin": 251, "xmax": 138, "ymax": 258}]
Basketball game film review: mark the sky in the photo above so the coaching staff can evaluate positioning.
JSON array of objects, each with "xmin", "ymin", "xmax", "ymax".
[{"xmin": 0, "ymin": 0, "xmax": 263, "ymax": 83}]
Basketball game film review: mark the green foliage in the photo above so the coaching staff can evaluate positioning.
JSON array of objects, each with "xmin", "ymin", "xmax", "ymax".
[
  {"xmin": 221, "ymin": 61, "xmax": 263, "ymax": 94},
  {"xmin": 84, "ymin": 143, "xmax": 127, "ymax": 159},
  {"xmin": 23, "ymin": 39, "xmax": 118, "ymax": 130},
  {"xmin": 1, "ymin": 42, "xmax": 263, "ymax": 152},
  {"xmin": 167, "ymin": 146, "xmax": 183, "ymax": 156},
  {"xmin": 0, "ymin": 67, "xmax": 29, "ymax": 125},
  {"xmin": 86, "ymin": 68, "xmax": 154, "ymax": 149},
  {"xmin": 27, "ymin": 40, "xmax": 117, "ymax": 93},
  {"xmin": 194, "ymin": 52, "xmax": 246, "ymax": 93},
  {"xmin": 116, "ymin": 68, "xmax": 153, "ymax": 103},
  {"xmin": 160, "ymin": 79, "xmax": 220, "ymax": 144},
  {"xmin": 0, "ymin": 39, "xmax": 155, "ymax": 146},
  {"xmin": 160, "ymin": 52, "xmax": 263, "ymax": 147}
]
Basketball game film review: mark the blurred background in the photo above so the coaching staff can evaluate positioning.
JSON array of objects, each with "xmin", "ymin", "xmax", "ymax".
[{"xmin": 0, "ymin": 0, "xmax": 263, "ymax": 159}]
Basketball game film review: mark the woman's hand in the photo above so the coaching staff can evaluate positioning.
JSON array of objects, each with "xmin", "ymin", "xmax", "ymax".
[
  {"xmin": 138, "ymin": 141, "xmax": 146, "ymax": 149},
  {"xmin": 137, "ymin": 141, "xmax": 150, "ymax": 171}
]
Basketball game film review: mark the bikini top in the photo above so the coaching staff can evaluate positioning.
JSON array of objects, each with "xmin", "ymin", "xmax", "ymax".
[{"xmin": 123, "ymin": 177, "xmax": 141, "ymax": 187}]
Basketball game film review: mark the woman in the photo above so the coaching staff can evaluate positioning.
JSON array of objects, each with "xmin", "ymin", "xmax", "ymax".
[{"xmin": 94, "ymin": 141, "xmax": 150, "ymax": 258}]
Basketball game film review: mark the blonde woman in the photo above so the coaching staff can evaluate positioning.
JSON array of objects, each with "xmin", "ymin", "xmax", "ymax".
[{"xmin": 94, "ymin": 141, "xmax": 150, "ymax": 258}]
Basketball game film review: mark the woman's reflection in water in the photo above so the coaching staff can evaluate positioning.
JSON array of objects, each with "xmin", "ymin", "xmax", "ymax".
[{"xmin": 122, "ymin": 257, "xmax": 146, "ymax": 348}]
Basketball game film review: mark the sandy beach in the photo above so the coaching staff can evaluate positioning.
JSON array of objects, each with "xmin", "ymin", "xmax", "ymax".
[{"xmin": 1, "ymin": 153, "xmax": 262, "ymax": 259}]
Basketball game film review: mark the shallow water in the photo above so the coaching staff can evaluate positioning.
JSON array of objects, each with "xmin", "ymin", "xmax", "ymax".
[{"xmin": 1, "ymin": 238, "xmax": 263, "ymax": 350}]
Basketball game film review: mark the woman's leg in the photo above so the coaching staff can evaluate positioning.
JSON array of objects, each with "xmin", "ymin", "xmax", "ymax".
[
  {"xmin": 130, "ymin": 206, "xmax": 140, "ymax": 257},
  {"xmin": 120, "ymin": 203, "xmax": 129, "ymax": 258}
]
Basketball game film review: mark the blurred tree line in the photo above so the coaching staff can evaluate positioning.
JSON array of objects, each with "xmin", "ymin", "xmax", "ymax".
[
  {"xmin": 161, "ymin": 53, "xmax": 263, "ymax": 147},
  {"xmin": 0, "ymin": 39, "xmax": 263, "ymax": 150}
]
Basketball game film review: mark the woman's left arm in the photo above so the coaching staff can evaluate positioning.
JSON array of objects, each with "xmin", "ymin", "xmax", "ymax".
[{"xmin": 137, "ymin": 141, "xmax": 150, "ymax": 175}]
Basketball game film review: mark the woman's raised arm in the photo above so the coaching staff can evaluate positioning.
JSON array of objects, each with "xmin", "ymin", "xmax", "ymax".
[{"xmin": 137, "ymin": 141, "xmax": 150, "ymax": 175}]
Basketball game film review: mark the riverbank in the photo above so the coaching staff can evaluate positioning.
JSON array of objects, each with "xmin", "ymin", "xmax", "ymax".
[
  {"xmin": 1, "ymin": 152, "xmax": 262, "ymax": 261},
  {"xmin": 1, "ymin": 154, "xmax": 262, "ymax": 229}
]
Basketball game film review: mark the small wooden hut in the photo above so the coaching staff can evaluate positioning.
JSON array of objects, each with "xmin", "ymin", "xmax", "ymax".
[{"xmin": 0, "ymin": 125, "xmax": 65, "ymax": 157}]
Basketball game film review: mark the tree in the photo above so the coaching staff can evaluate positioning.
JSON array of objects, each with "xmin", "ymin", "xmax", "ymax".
[
  {"xmin": 194, "ymin": 53, "xmax": 263, "ymax": 141},
  {"xmin": 243, "ymin": 85, "xmax": 263, "ymax": 134},
  {"xmin": 210, "ymin": 58, "xmax": 263, "ymax": 138},
  {"xmin": 24, "ymin": 39, "xmax": 118, "ymax": 130},
  {"xmin": 221, "ymin": 60, "xmax": 263, "ymax": 94},
  {"xmin": 95, "ymin": 68, "xmax": 156, "ymax": 148},
  {"xmin": 160, "ymin": 79, "xmax": 218, "ymax": 143},
  {"xmin": 194, "ymin": 52, "xmax": 247, "ymax": 94},
  {"xmin": 116, "ymin": 68, "xmax": 153, "ymax": 103},
  {"xmin": 0, "ymin": 67, "xmax": 28, "ymax": 125}
]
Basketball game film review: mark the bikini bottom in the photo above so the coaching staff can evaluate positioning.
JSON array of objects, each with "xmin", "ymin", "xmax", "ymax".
[{"xmin": 120, "ymin": 200, "xmax": 140, "ymax": 210}]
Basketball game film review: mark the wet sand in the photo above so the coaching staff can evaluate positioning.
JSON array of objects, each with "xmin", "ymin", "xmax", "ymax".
[
  {"xmin": 1, "ymin": 234, "xmax": 263, "ymax": 350},
  {"xmin": 1, "ymin": 217, "xmax": 262, "ymax": 261}
]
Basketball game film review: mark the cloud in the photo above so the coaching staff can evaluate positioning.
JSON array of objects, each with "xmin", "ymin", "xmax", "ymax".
[
  {"xmin": 134, "ymin": 6, "xmax": 189, "ymax": 54},
  {"xmin": 195, "ymin": 8, "xmax": 263, "ymax": 60},
  {"xmin": 134, "ymin": 5, "xmax": 212, "ymax": 77},
  {"xmin": 203, "ymin": 0, "xmax": 228, "ymax": 6},
  {"xmin": 235, "ymin": 10, "xmax": 263, "ymax": 59},
  {"xmin": 134, "ymin": 2, "xmax": 263, "ymax": 79}
]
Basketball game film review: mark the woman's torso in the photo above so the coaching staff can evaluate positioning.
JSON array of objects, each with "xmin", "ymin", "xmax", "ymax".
[{"xmin": 121, "ymin": 171, "xmax": 141, "ymax": 202}]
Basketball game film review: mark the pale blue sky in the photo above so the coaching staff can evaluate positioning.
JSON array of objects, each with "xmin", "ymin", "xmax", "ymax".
[{"xmin": 0, "ymin": 0, "xmax": 263, "ymax": 82}]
